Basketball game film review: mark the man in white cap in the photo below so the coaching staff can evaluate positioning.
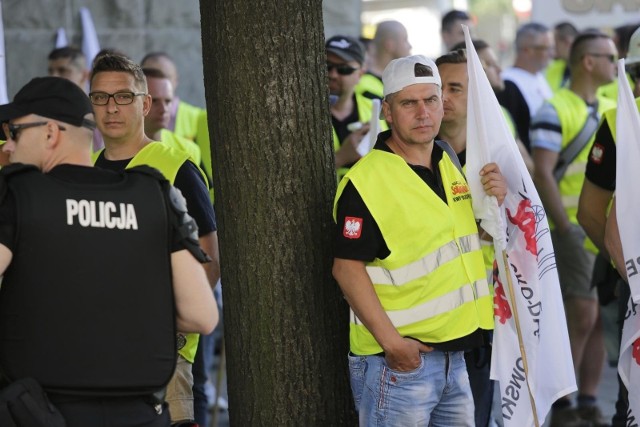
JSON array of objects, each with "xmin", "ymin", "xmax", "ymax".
[{"xmin": 332, "ymin": 55, "xmax": 507, "ymax": 426}]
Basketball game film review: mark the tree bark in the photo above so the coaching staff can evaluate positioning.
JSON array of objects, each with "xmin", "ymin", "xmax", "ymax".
[{"xmin": 199, "ymin": 1, "xmax": 355, "ymax": 425}]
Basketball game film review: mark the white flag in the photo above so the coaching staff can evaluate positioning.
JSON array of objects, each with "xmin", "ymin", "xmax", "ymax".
[
  {"xmin": 55, "ymin": 27, "xmax": 68, "ymax": 48},
  {"xmin": 80, "ymin": 7, "xmax": 100, "ymax": 69},
  {"xmin": 463, "ymin": 25, "xmax": 576, "ymax": 426},
  {"xmin": 614, "ymin": 58, "xmax": 640, "ymax": 422},
  {"xmin": 0, "ymin": 2, "xmax": 9, "ymax": 104}
]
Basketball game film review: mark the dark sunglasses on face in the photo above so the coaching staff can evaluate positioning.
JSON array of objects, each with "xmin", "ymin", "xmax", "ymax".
[
  {"xmin": 2, "ymin": 121, "xmax": 65, "ymax": 141},
  {"xmin": 327, "ymin": 62, "xmax": 359, "ymax": 76}
]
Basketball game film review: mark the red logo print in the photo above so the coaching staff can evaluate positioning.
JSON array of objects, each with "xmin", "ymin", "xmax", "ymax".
[
  {"xmin": 343, "ymin": 217, "xmax": 363, "ymax": 239},
  {"xmin": 633, "ymin": 337, "xmax": 640, "ymax": 365},
  {"xmin": 493, "ymin": 260, "xmax": 512, "ymax": 324},
  {"xmin": 507, "ymin": 199, "xmax": 538, "ymax": 256}
]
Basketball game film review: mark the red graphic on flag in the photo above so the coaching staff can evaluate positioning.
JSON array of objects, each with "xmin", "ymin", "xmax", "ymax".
[
  {"xmin": 493, "ymin": 260, "xmax": 512, "ymax": 324},
  {"xmin": 633, "ymin": 338, "xmax": 640, "ymax": 365},
  {"xmin": 507, "ymin": 199, "xmax": 538, "ymax": 256},
  {"xmin": 343, "ymin": 217, "xmax": 363, "ymax": 239}
]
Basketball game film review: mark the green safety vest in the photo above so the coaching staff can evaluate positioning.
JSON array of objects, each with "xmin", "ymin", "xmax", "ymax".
[
  {"xmin": 603, "ymin": 97, "xmax": 640, "ymax": 138},
  {"xmin": 545, "ymin": 59, "xmax": 568, "ymax": 93},
  {"xmin": 160, "ymin": 128, "xmax": 202, "ymax": 167},
  {"xmin": 334, "ymin": 149, "xmax": 493, "ymax": 355},
  {"xmin": 332, "ymin": 92, "xmax": 388, "ymax": 181},
  {"xmin": 354, "ymin": 73, "xmax": 383, "ymax": 101},
  {"xmin": 548, "ymin": 89, "xmax": 615, "ymax": 253},
  {"xmin": 95, "ymin": 141, "xmax": 209, "ymax": 363}
]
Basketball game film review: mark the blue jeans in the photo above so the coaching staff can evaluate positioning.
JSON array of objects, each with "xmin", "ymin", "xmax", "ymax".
[{"xmin": 349, "ymin": 350, "xmax": 474, "ymax": 427}]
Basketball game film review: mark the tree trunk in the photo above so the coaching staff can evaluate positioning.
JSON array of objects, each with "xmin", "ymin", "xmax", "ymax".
[{"xmin": 199, "ymin": 1, "xmax": 355, "ymax": 425}]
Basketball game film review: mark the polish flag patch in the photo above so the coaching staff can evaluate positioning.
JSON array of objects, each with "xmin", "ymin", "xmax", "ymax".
[{"xmin": 343, "ymin": 216, "xmax": 363, "ymax": 239}]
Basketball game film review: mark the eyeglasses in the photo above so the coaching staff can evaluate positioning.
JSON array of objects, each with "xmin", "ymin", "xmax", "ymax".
[
  {"xmin": 2, "ymin": 121, "xmax": 66, "ymax": 141},
  {"xmin": 586, "ymin": 53, "xmax": 617, "ymax": 63},
  {"xmin": 88, "ymin": 91, "xmax": 147, "ymax": 105},
  {"xmin": 327, "ymin": 63, "xmax": 359, "ymax": 76}
]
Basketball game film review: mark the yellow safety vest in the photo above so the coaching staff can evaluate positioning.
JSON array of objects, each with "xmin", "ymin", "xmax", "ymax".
[
  {"xmin": 545, "ymin": 59, "xmax": 568, "ymax": 93},
  {"xmin": 160, "ymin": 128, "xmax": 202, "ymax": 167},
  {"xmin": 334, "ymin": 149, "xmax": 494, "ymax": 355},
  {"xmin": 603, "ymin": 97, "xmax": 640, "ymax": 139},
  {"xmin": 548, "ymin": 89, "xmax": 615, "ymax": 253},
  {"xmin": 94, "ymin": 141, "xmax": 209, "ymax": 363},
  {"xmin": 354, "ymin": 73, "xmax": 383, "ymax": 100}
]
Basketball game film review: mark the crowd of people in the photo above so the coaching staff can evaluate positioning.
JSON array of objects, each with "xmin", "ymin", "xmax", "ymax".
[
  {"xmin": 0, "ymin": 48, "xmax": 222, "ymax": 427},
  {"xmin": 0, "ymin": 6, "xmax": 639, "ymax": 427},
  {"xmin": 330, "ymin": 9, "xmax": 640, "ymax": 427}
]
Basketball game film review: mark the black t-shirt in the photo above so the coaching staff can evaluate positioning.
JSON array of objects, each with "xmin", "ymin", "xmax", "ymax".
[
  {"xmin": 95, "ymin": 152, "xmax": 217, "ymax": 236},
  {"xmin": 331, "ymin": 95, "xmax": 360, "ymax": 146},
  {"xmin": 497, "ymin": 81, "xmax": 531, "ymax": 151},
  {"xmin": 585, "ymin": 117, "xmax": 616, "ymax": 191},
  {"xmin": 0, "ymin": 164, "xmax": 185, "ymax": 252},
  {"xmin": 334, "ymin": 131, "xmax": 484, "ymax": 351}
]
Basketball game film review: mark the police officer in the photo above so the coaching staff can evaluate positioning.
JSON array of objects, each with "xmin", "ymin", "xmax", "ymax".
[{"xmin": 0, "ymin": 76, "xmax": 217, "ymax": 426}]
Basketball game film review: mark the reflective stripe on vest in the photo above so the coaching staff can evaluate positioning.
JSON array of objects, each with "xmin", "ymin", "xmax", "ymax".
[
  {"xmin": 351, "ymin": 278, "xmax": 490, "ymax": 328},
  {"xmin": 366, "ymin": 234, "xmax": 482, "ymax": 286}
]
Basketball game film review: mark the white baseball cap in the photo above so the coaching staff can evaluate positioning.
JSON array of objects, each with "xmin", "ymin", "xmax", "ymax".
[
  {"xmin": 382, "ymin": 55, "xmax": 441, "ymax": 98},
  {"xmin": 626, "ymin": 26, "xmax": 640, "ymax": 66}
]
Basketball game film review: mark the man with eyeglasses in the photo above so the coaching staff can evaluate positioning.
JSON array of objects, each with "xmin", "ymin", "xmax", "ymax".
[
  {"xmin": 497, "ymin": 22, "xmax": 554, "ymax": 151},
  {"xmin": 577, "ymin": 26, "xmax": 640, "ymax": 427},
  {"xmin": 89, "ymin": 53, "xmax": 220, "ymax": 427},
  {"xmin": 530, "ymin": 30, "xmax": 617, "ymax": 427},
  {"xmin": 0, "ymin": 76, "xmax": 217, "ymax": 427},
  {"xmin": 326, "ymin": 35, "xmax": 387, "ymax": 181}
]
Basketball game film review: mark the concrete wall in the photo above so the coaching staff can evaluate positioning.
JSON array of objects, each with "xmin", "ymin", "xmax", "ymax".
[
  {"xmin": 2, "ymin": 0, "xmax": 360, "ymax": 107},
  {"xmin": 4, "ymin": 0, "xmax": 206, "ymax": 107}
]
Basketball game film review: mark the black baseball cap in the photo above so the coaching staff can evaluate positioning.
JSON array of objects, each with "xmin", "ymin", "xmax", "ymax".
[
  {"xmin": 0, "ymin": 77, "xmax": 95, "ymax": 139},
  {"xmin": 326, "ymin": 35, "xmax": 365, "ymax": 65}
]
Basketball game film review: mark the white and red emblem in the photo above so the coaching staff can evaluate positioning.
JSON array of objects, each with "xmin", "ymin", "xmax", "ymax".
[
  {"xmin": 343, "ymin": 216, "xmax": 363, "ymax": 239},
  {"xmin": 590, "ymin": 143, "xmax": 604, "ymax": 164}
]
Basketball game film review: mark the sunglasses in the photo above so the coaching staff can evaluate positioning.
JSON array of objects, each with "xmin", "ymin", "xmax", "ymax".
[
  {"xmin": 2, "ymin": 121, "xmax": 66, "ymax": 141},
  {"xmin": 327, "ymin": 63, "xmax": 359, "ymax": 76}
]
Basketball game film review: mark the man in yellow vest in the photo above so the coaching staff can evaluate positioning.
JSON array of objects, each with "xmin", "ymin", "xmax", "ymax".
[
  {"xmin": 577, "ymin": 34, "xmax": 640, "ymax": 426},
  {"xmin": 531, "ymin": 31, "xmax": 617, "ymax": 427},
  {"xmin": 355, "ymin": 20, "xmax": 412, "ymax": 101},
  {"xmin": 333, "ymin": 54, "xmax": 506, "ymax": 426},
  {"xmin": 140, "ymin": 52, "xmax": 212, "ymax": 181},
  {"xmin": 142, "ymin": 67, "xmax": 202, "ymax": 168},
  {"xmin": 545, "ymin": 21, "xmax": 579, "ymax": 92},
  {"xmin": 327, "ymin": 35, "xmax": 387, "ymax": 181},
  {"xmin": 89, "ymin": 53, "xmax": 220, "ymax": 427}
]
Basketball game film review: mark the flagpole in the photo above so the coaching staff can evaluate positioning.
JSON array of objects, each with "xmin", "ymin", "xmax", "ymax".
[{"xmin": 502, "ymin": 250, "xmax": 540, "ymax": 427}]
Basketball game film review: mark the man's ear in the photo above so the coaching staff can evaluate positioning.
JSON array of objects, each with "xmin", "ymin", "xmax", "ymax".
[{"xmin": 142, "ymin": 94, "xmax": 152, "ymax": 116}]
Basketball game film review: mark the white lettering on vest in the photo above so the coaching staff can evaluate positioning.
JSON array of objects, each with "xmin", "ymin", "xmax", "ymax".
[{"xmin": 66, "ymin": 199, "xmax": 138, "ymax": 230}]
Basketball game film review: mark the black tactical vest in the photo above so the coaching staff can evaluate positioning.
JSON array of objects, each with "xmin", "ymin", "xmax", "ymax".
[{"xmin": 0, "ymin": 165, "xmax": 177, "ymax": 396}]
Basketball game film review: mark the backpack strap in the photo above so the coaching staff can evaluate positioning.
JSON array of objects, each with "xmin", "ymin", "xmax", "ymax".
[{"xmin": 553, "ymin": 106, "xmax": 599, "ymax": 182}]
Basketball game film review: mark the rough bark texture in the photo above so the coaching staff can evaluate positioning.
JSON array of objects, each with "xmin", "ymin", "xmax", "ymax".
[{"xmin": 199, "ymin": 1, "xmax": 355, "ymax": 425}]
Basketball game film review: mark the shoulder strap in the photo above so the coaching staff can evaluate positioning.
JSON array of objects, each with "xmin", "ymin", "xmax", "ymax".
[
  {"xmin": 435, "ymin": 139, "xmax": 463, "ymax": 175},
  {"xmin": 553, "ymin": 106, "xmax": 599, "ymax": 182}
]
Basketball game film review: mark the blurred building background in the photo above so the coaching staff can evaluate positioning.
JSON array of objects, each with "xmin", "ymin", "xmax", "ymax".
[{"xmin": 3, "ymin": 0, "xmax": 639, "ymax": 107}]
